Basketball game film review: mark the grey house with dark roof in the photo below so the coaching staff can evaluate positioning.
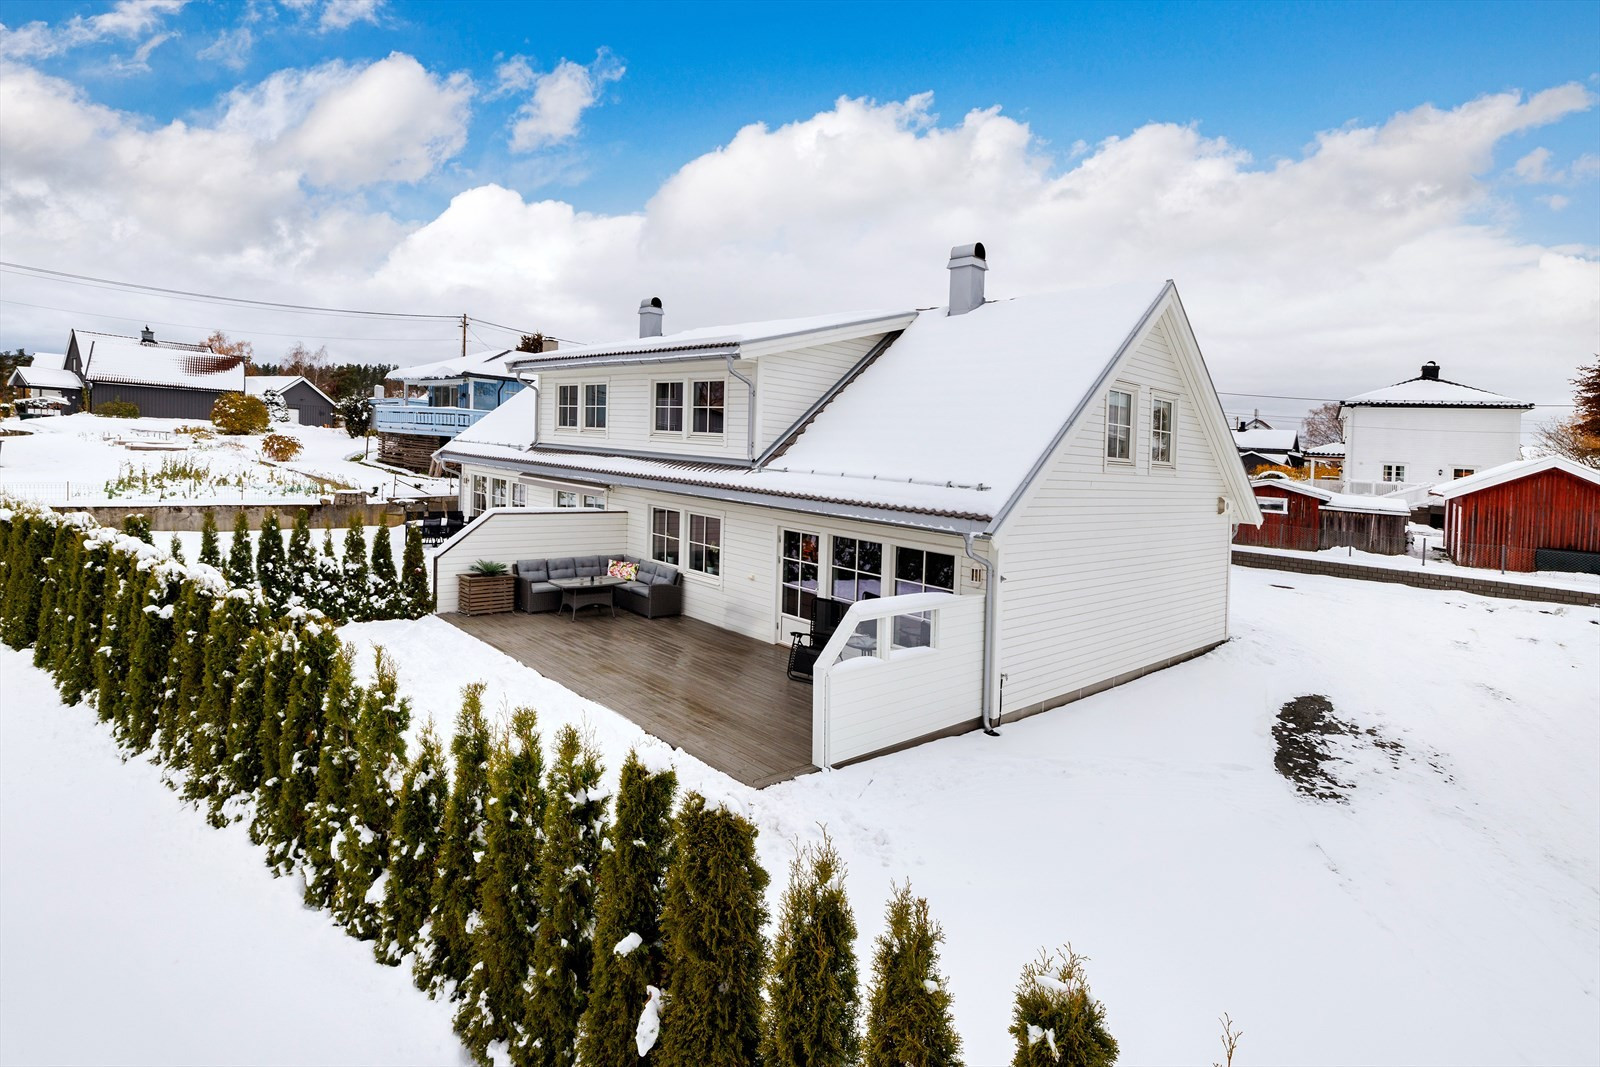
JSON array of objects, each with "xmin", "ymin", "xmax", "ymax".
[{"xmin": 66, "ymin": 327, "xmax": 246, "ymax": 419}]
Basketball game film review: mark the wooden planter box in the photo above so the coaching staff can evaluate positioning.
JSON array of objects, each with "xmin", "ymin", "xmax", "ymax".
[{"xmin": 458, "ymin": 574, "xmax": 515, "ymax": 616}]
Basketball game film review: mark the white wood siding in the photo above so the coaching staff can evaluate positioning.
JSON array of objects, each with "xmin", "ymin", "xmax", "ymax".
[
  {"xmin": 811, "ymin": 594, "xmax": 985, "ymax": 767},
  {"xmin": 431, "ymin": 508, "xmax": 630, "ymax": 613},
  {"xmin": 756, "ymin": 335, "xmax": 884, "ymax": 448},
  {"xmin": 538, "ymin": 359, "xmax": 753, "ymax": 461},
  {"xmin": 996, "ymin": 313, "xmax": 1233, "ymax": 715},
  {"xmin": 603, "ymin": 486, "xmax": 987, "ymax": 643},
  {"xmin": 1342, "ymin": 404, "xmax": 1524, "ymax": 485}
]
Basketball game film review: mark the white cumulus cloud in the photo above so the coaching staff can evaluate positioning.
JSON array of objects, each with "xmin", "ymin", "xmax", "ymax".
[
  {"xmin": 507, "ymin": 49, "xmax": 624, "ymax": 152},
  {"xmin": 0, "ymin": 0, "xmax": 186, "ymax": 60}
]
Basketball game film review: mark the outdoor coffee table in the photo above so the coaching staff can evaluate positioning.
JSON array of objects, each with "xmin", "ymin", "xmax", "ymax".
[{"xmin": 550, "ymin": 575, "xmax": 626, "ymax": 621}]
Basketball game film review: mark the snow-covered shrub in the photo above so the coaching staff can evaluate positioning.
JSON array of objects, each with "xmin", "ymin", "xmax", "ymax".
[
  {"xmin": 261, "ymin": 432, "xmax": 302, "ymax": 462},
  {"xmin": 376, "ymin": 722, "xmax": 448, "ymax": 967},
  {"xmin": 1007, "ymin": 946, "xmax": 1118, "ymax": 1067},
  {"xmin": 657, "ymin": 792, "xmax": 770, "ymax": 1067},
  {"xmin": 864, "ymin": 882, "xmax": 962, "ymax": 1067},
  {"xmin": 94, "ymin": 399, "xmax": 140, "ymax": 418},
  {"xmin": 334, "ymin": 649, "xmax": 411, "ymax": 939},
  {"xmin": 579, "ymin": 751, "xmax": 677, "ymax": 1067},
  {"xmin": 763, "ymin": 835, "xmax": 861, "ymax": 1067},
  {"xmin": 211, "ymin": 391, "xmax": 269, "ymax": 435}
]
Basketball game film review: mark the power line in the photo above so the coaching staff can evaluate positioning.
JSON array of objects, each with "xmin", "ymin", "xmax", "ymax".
[
  {"xmin": 0, "ymin": 261, "xmax": 460, "ymax": 321},
  {"xmin": 467, "ymin": 315, "xmax": 585, "ymax": 347},
  {"xmin": 0, "ymin": 298, "xmax": 458, "ymax": 344}
]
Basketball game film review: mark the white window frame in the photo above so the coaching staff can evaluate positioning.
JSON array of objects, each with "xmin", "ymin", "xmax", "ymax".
[
  {"xmin": 685, "ymin": 511, "xmax": 723, "ymax": 580},
  {"xmin": 556, "ymin": 490, "xmax": 578, "ymax": 508},
  {"xmin": 1150, "ymin": 394, "xmax": 1176, "ymax": 467},
  {"xmin": 1256, "ymin": 496, "xmax": 1289, "ymax": 515},
  {"xmin": 650, "ymin": 508, "xmax": 681, "ymax": 566},
  {"xmin": 469, "ymin": 474, "xmax": 487, "ymax": 516},
  {"xmin": 652, "ymin": 379, "xmax": 685, "ymax": 436},
  {"xmin": 1451, "ymin": 467, "xmax": 1475, "ymax": 480},
  {"xmin": 555, "ymin": 384, "xmax": 579, "ymax": 430},
  {"xmin": 511, "ymin": 482, "xmax": 527, "ymax": 507},
  {"xmin": 1106, "ymin": 387, "xmax": 1134, "ymax": 464},
  {"xmin": 690, "ymin": 378, "xmax": 727, "ymax": 437},
  {"xmin": 1382, "ymin": 463, "xmax": 1406, "ymax": 483},
  {"xmin": 490, "ymin": 477, "xmax": 508, "ymax": 509},
  {"xmin": 581, "ymin": 494, "xmax": 604, "ymax": 509},
  {"xmin": 583, "ymin": 382, "xmax": 608, "ymax": 432}
]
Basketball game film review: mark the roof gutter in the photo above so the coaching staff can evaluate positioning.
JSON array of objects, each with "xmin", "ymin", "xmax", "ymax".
[
  {"xmin": 507, "ymin": 345, "xmax": 740, "ymax": 373},
  {"xmin": 963, "ymin": 532, "xmax": 1001, "ymax": 735},
  {"xmin": 725, "ymin": 351, "xmax": 757, "ymax": 462}
]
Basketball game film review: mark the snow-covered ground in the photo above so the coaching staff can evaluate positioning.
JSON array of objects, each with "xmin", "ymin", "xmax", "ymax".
[
  {"xmin": 0, "ymin": 414, "xmax": 454, "ymax": 504},
  {"xmin": 3, "ymin": 566, "xmax": 1596, "ymax": 1064},
  {"xmin": 1240, "ymin": 532, "xmax": 1600, "ymax": 592}
]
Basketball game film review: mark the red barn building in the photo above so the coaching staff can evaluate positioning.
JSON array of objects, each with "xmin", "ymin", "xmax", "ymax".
[
  {"xmin": 1234, "ymin": 476, "xmax": 1410, "ymax": 554},
  {"xmin": 1434, "ymin": 457, "xmax": 1600, "ymax": 573}
]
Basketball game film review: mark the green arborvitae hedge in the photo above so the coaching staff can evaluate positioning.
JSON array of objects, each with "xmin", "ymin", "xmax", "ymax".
[
  {"xmin": 225, "ymin": 512, "xmax": 254, "ymax": 588},
  {"xmin": 304, "ymin": 641, "xmax": 364, "ymax": 907},
  {"xmin": 657, "ymin": 792, "xmax": 769, "ymax": 1067},
  {"xmin": 419, "ymin": 683, "xmax": 492, "ymax": 998},
  {"xmin": 864, "ymin": 883, "xmax": 963, "ymax": 1067},
  {"xmin": 763, "ymin": 835, "xmax": 862, "ymax": 1067},
  {"xmin": 522, "ymin": 725, "xmax": 608, "ymax": 1067},
  {"xmin": 1008, "ymin": 947, "xmax": 1118, "ymax": 1067},
  {"xmin": 198, "ymin": 510, "xmax": 222, "ymax": 569},
  {"xmin": 334, "ymin": 648, "xmax": 410, "ymax": 940},
  {"xmin": 376, "ymin": 721, "xmax": 448, "ymax": 966},
  {"xmin": 578, "ymin": 751, "xmax": 677, "ymax": 1067}
]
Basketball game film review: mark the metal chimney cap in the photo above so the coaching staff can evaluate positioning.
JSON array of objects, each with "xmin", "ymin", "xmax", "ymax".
[
  {"xmin": 1420, "ymin": 361, "xmax": 1440, "ymax": 380},
  {"xmin": 948, "ymin": 242, "xmax": 987, "ymax": 267},
  {"xmin": 139, "ymin": 325, "xmax": 155, "ymax": 344},
  {"xmin": 640, "ymin": 297, "xmax": 663, "ymax": 310}
]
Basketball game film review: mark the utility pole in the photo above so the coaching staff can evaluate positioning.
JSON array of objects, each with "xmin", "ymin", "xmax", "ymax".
[{"xmin": 460, "ymin": 313, "xmax": 468, "ymax": 359}]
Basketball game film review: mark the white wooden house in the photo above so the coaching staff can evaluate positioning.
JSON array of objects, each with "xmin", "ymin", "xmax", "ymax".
[
  {"xmin": 434, "ymin": 244, "xmax": 1262, "ymax": 770},
  {"xmin": 1339, "ymin": 362, "xmax": 1532, "ymax": 498}
]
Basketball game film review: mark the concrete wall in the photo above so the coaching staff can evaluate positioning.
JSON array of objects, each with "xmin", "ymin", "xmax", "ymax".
[{"xmin": 56, "ymin": 499, "xmax": 400, "ymax": 532}]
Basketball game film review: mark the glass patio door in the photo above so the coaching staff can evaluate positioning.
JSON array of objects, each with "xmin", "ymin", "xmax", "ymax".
[{"xmin": 779, "ymin": 529, "xmax": 821, "ymax": 639}]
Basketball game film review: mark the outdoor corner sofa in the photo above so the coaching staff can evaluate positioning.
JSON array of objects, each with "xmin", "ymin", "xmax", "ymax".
[{"xmin": 513, "ymin": 554, "xmax": 684, "ymax": 618}]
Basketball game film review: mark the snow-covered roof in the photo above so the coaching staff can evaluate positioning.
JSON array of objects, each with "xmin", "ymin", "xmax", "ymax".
[
  {"xmin": 448, "ymin": 282, "xmax": 1246, "ymax": 528},
  {"xmin": 1430, "ymin": 455, "xmax": 1600, "ymax": 499},
  {"xmin": 1232, "ymin": 428, "xmax": 1299, "ymax": 452},
  {"xmin": 391, "ymin": 349, "xmax": 519, "ymax": 383},
  {"xmin": 1342, "ymin": 371, "xmax": 1532, "ymax": 409},
  {"xmin": 1250, "ymin": 477, "xmax": 1410, "ymax": 515},
  {"xmin": 244, "ymin": 375, "xmax": 334, "ymax": 404},
  {"xmin": 503, "ymin": 310, "xmax": 917, "ymax": 370},
  {"xmin": 76, "ymin": 331, "xmax": 245, "ymax": 393},
  {"xmin": 1303, "ymin": 441, "xmax": 1345, "ymax": 458},
  {"xmin": 8, "ymin": 354, "xmax": 82, "ymax": 391}
]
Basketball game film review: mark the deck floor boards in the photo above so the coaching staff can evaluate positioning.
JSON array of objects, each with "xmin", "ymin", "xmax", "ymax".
[{"xmin": 440, "ymin": 609, "xmax": 815, "ymax": 788}]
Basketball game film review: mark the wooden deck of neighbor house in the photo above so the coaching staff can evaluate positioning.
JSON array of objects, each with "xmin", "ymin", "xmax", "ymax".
[{"xmin": 440, "ymin": 609, "xmax": 815, "ymax": 788}]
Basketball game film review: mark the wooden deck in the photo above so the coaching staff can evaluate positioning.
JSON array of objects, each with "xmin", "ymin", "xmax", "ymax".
[{"xmin": 441, "ymin": 609, "xmax": 815, "ymax": 788}]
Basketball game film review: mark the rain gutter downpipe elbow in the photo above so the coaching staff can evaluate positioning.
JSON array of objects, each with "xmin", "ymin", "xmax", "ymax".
[
  {"xmin": 963, "ymin": 531, "xmax": 1000, "ymax": 736},
  {"xmin": 724, "ymin": 352, "xmax": 757, "ymax": 463}
]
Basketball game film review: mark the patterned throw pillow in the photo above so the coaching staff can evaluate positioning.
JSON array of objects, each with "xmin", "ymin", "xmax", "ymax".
[{"xmin": 607, "ymin": 559, "xmax": 639, "ymax": 581}]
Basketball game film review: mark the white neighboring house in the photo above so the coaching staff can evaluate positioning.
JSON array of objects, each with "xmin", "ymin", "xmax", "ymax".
[
  {"xmin": 1339, "ymin": 361, "xmax": 1533, "ymax": 497},
  {"xmin": 434, "ymin": 244, "xmax": 1263, "ymax": 769}
]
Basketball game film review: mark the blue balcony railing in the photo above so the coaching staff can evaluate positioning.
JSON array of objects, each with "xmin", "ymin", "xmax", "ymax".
[{"xmin": 372, "ymin": 400, "xmax": 490, "ymax": 437}]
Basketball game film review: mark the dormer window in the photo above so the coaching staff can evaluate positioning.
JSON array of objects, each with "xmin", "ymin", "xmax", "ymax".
[
  {"xmin": 584, "ymin": 383, "xmax": 607, "ymax": 430},
  {"xmin": 654, "ymin": 381, "xmax": 684, "ymax": 433},
  {"xmin": 692, "ymin": 379, "xmax": 725, "ymax": 435},
  {"xmin": 556, "ymin": 385, "xmax": 578, "ymax": 428}
]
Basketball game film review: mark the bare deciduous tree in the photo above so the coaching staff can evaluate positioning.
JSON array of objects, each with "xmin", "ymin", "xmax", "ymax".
[{"xmin": 1300, "ymin": 401, "xmax": 1343, "ymax": 446}]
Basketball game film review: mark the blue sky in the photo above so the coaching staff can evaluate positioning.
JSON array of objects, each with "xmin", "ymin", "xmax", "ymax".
[
  {"xmin": 7, "ymin": 0, "xmax": 1597, "ymax": 238},
  {"xmin": 0, "ymin": 0, "xmax": 1595, "ymax": 411}
]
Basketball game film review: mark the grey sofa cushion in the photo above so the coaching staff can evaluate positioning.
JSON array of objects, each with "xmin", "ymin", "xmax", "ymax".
[
  {"xmin": 547, "ymin": 558, "xmax": 576, "ymax": 580},
  {"xmin": 651, "ymin": 565, "xmax": 680, "ymax": 585},
  {"xmin": 635, "ymin": 560, "xmax": 659, "ymax": 582},
  {"xmin": 516, "ymin": 559, "xmax": 548, "ymax": 581},
  {"xmin": 575, "ymin": 555, "xmax": 604, "ymax": 577},
  {"xmin": 529, "ymin": 581, "xmax": 561, "ymax": 596},
  {"xmin": 621, "ymin": 580, "xmax": 650, "ymax": 597}
]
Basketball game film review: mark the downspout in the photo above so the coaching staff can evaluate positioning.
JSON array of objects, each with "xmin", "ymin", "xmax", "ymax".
[
  {"xmin": 963, "ymin": 532, "xmax": 1001, "ymax": 735},
  {"xmin": 724, "ymin": 353, "xmax": 757, "ymax": 463}
]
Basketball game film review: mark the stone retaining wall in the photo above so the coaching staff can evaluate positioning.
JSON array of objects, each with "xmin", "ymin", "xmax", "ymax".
[{"xmin": 1231, "ymin": 549, "xmax": 1600, "ymax": 608}]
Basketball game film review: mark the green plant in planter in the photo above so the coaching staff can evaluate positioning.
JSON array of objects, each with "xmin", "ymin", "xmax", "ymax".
[{"xmin": 467, "ymin": 560, "xmax": 508, "ymax": 576}]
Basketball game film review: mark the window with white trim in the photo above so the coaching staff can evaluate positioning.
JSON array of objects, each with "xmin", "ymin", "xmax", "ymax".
[
  {"xmin": 511, "ymin": 482, "xmax": 527, "ymax": 507},
  {"xmin": 582, "ymin": 494, "xmax": 604, "ymax": 509},
  {"xmin": 653, "ymin": 381, "xmax": 684, "ymax": 433},
  {"xmin": 556, "ymin": 385, "xmax": 578, "ymax": 429},
  {"xmin": 893, "ymin": 547, "xmax": 954, "ymax": 649},
  {"xmin": 556, "ymin": 491, "xmax": 577, "ymax": 508},
  {"xmin": 1106, "ymin": 389, "xmax": 1133, "ymax": 461},
  {"xmin": 830, "ymin": 536, "xmax": 883, "ymax": 602},
  {"xmin": 1151, "ymin": 397, "xmax": 1174, "ymax": 465},
  {"xmin": 780, "ymin": 530, "xmax": 820, "ymax": 620},
  {"xmin": 691, "ymin": 379, "xmax": 725, "ymax": 435},
  {"xmin": 1382, "ymin": 463, "xmax": 1406, "ymax": 482},
  {"xmin": 1452, "ymin": 467, "xmax": 1475, "ymax": 480},
  {"xmin": 651, "ymin": 508, "xmax": 681, "ymax": 565},
  {"xmin": 470, "ymin": 474, "xmax": 487, "ymax": 516},
  {"xmin": 686, "ymin": 513, "xmax": 722, "ymax": 576},
  {"xmin": 584, "ymin": 383, "xmax": 607, "ymax": 430},
  {"xmin": 490, "ymin": 477, "xmax": 507, "ymax": 508},
  {"xmin": 1256, "ymin": 496, "xmax": 1289, "ymax": 515}
]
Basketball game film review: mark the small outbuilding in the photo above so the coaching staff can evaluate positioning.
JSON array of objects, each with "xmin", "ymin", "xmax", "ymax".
[
  {"xmin": 245, "ymin": 375, "xmax": 336, "ymax": 427},
  {"xmin": 1234, "ymin": 475, "xmax": 1411, "ymax": 554},
  {"xmin": 6, "ymin": 352, "xmax": 83, "ymax": 413},
  {"xmin": 1432, "ymin": 456, "xmax": 1600, "ymax": 573}
]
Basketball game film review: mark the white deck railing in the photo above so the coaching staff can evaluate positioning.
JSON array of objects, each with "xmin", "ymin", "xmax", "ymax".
[
  {"xmin": 811, "ymin": 592, "xmax": 985, "ymax": 769},
  {"xmin": 372, "ymin": 401, "xmax": 487, "ymax": 436}
]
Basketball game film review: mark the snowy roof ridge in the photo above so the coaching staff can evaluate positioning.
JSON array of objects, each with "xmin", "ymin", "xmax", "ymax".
[
  {"xmin": 1342, "ymin": 374, "xmax": 1532, "ymax": 409},
  {"xmin": 244, "ymin": 375, "xmax": 335, "ymax": 404},
  {"xmin": 78, "ymin": 329, "xmax": 245, "ymax": 393},
  {"xmin": 74, "ymin": 328, "xmax": 211, "ymax": 353},
  {"xmin": 1430, "ymin": 455, "xmax": 1600, "ymax": 499}
]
